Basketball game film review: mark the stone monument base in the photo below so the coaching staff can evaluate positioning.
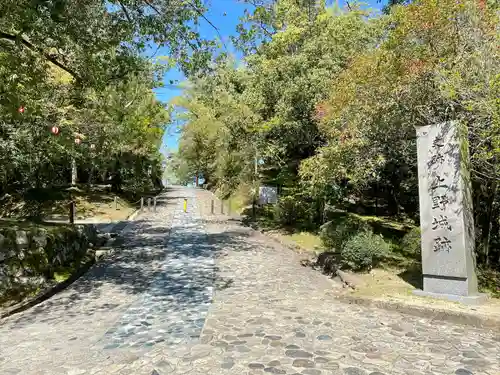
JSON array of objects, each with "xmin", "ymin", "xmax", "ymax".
[{"xmin": 412, "ymin": 289, "xmax": 488, "ymax": 305}]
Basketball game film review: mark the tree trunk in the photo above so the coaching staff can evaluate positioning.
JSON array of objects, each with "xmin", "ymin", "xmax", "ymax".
[{"xmin": 111, "ymin": 156, "xmax": 123, "ymax": 193}]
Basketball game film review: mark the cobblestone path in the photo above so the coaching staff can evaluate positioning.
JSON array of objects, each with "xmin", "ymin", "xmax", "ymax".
[{"xmin": 0, "ymin": 187, "xmax": 499, "ymax": 375}]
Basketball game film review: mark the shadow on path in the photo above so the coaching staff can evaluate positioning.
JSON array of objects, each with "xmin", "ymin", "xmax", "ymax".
[{"xmin": 6, "ymin": 218, "xmax": 255, "ymax": 330}]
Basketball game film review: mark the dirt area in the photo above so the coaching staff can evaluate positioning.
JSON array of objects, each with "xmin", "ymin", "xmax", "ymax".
[
  {"xmin": 46, "ymin": 194, "xmax": 136, "ymax": 222},
  {"xmin": 0, "ymin": 186, "xmax": 137, "ymax": 223},
  {"xmin": 341, "ymin": 267, "xmax": 500, "ymax": 322}
]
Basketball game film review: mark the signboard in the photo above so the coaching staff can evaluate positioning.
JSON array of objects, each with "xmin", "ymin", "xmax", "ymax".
[{"xmin": 258, "ymin": 186, "xmax": 278, "ymax": 205}]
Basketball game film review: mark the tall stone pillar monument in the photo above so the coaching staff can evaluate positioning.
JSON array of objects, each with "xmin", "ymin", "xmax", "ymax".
[{"xmin": 414, "ymin": 121, "xmax": 486, "ymax": 304}]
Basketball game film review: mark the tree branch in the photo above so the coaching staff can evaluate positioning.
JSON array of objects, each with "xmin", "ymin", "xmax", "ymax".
[
  {"xmin": 141, "ymin": 0, "xmax": 198, "ymax": 52},
  {"xmin": 147, "ymin": 43, "xmax": 162, "ymax": 59},
  {"xmin": 0, "ymin": 31, "xmax": 81, "ymax": 81},
  {"xmin": 186, "ymin": 2, "xmax": 228, "ymax": 50},
  {"xmin": 142, "ymin": 0, "xmax": 162, "ymax": 16},
  {"xmin": 259, "ymin": 21, "xmax": 274, "ymax": 38},
  {"xmin": 117, "ymin": 0, "xmax": 133, "ymax": 23}
]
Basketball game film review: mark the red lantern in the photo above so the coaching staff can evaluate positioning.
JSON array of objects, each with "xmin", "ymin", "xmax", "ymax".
[
  {"xmin": 75, "ymin": 138, "xmax": 81, "ymax": 145},
  {"xmin": 18, "ymin": 106, "xmax": 25, "ymax": 113},
  {"xmin": 51, "ymin": 126, "xmax": 59, "ymax": 135}
]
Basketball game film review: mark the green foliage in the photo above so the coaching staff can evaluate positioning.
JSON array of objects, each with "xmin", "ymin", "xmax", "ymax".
[
  {"xmin": 320, "ymin": 215, "xmax": 371, "ymax": 251},
  {"xmin": 400, "ymin": 227, "xmax": 421, "ymax": 258},
  {"xmin": 340, "ymin": 231, "xmax": 390, "ymax": 272},
  {"xmin": 312, "ymin": 0, "xmax": 500, "ymax": 266},
  {"xmin": 176, "ymin": 5, "xmax": 380, "ymax": 193},
  {"xmin": 477, "ymin": 268, "xmax": 500, "ymax": 298},
  {"xmin": 0, "ymin": 0, "xmax": 215, "ymax": 203},
  {"xmin": 273, "ymin": 195, "xmax": 309, "ymax": 227}
]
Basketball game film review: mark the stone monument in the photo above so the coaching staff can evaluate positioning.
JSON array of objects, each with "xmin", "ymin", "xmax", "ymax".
[{"xmin": 414, "ymin": 121, "xmax": 486, "ymax": 304}]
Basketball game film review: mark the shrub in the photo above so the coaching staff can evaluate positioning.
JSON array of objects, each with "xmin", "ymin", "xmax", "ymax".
[
  {"xmin": 340, "ymin": 231, "xmax": 390, "ymax": 271},
  {"xmin": 320, "ymin": 214, "xmax": 371, "ymax": 251},
  {"xmin": 274, "ymin": 195, "xmax": 311, "ymax": 227},
  {"xmin": 400, "ymin": 227, "xmax": 421, "ymax": 259}
]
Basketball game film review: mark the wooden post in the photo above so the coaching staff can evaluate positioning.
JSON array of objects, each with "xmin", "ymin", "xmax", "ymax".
[
  {"xmin": 211, "ymin": 200, "xmax": 214, "ymax": 214},
  {"xmin": 147, "ymin": 197, "xmax": 151, "ymax": 211},
  {"xmin": 114, "ymin": 196, "xmax": 118, "ymax": 210},
  {"xmin": 69, "ymin": 200, "xmax": 75, "ymax": 224},
  {"xmin": 221, "ymin": 200, "xmax": 224, "ymax": 214},
  {"xmin": 228, "ymin": 199, "xmax": 231, "ymax": 215},
  {"xmin": 140, "ymin": 197, "xmax": 144, "ymax": 212},
  {"xmin": 154, "ymin": 197, "xmax": 157, "ymax": 212}
]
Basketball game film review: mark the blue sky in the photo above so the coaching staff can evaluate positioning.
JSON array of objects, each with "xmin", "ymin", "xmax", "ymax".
[
  {"xmin": 156, "ymin": 0, "xmax": 386, "ymax": 155},
  {"xmin": 155, "ymin": 0, "xmax": 250, "ymax": 154}
]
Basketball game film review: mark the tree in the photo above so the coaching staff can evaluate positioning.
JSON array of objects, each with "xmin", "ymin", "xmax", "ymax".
[{"xmin": 0, "ymin": 0, "xmax": 213, "ymax": 202}]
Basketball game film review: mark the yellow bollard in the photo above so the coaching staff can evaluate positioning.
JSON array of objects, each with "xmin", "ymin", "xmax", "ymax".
[{"xmin": 183, "ymin": 198, "xmax": 187, "ymax": 213}]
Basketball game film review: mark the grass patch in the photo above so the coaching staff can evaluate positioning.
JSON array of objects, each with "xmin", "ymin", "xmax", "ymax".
[
  {"xmin": 288, "ymin": 231, "xmax": 323, "ymax": 251},
  {"xmin": 53, "ymin": 269, "xmax": 73, "ymax": 283},
  {"xmin": 351, "ymin": 267, "xmax": 416, "ymax": 298},
  {"xmin": 350, "ymin": 266, "xmax": 500, "ymax": 320}
]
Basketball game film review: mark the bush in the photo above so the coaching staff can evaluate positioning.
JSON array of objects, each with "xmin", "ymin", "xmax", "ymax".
[
  {"xmin": 274, "ymin": 195, "xmax": 311, "ymax": 227},
  {"xmin": 320, "ymin": 214, "xmax": 371, "ymax": 251},
  {"xmin": 340, "ymin": 231, "xmax": 390, "ymax": 271},
  {"xmin": 400, "ymin": 227, "xmax": 421, "ymax": 259}
]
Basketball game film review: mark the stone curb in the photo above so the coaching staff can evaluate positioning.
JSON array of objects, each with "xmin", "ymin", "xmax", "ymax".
[
  {"xmin": 246, "ymin": 221, "xmax": 500, "ymax": 331},
  {"xmin": 0, "ymin": 254, "xmax": 96, "ymax": 320},
  {"xmin": 333, "ymin": 294, "xmax": 500, "ymax": 330}
]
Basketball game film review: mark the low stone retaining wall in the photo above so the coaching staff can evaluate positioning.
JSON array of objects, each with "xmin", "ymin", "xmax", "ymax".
[{"xmin": 0, "ymin": 224, "xmax": 98, "ymax": 305}]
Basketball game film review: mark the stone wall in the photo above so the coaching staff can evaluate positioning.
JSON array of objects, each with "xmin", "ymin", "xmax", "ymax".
[{"xmin": 0, "ymin": 224, "xmax": 98, "ymax": 305}]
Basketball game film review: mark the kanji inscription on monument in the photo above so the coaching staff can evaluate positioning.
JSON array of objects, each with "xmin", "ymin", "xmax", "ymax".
[{"xmin": 414, "ymin": 121, "xmax": 485, "ymax": 304}]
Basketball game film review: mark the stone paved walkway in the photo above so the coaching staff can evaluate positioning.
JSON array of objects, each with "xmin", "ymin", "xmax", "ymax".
[{"xmin": 0, "ymin": 186, "xmax": 499, "ymax": 375}]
